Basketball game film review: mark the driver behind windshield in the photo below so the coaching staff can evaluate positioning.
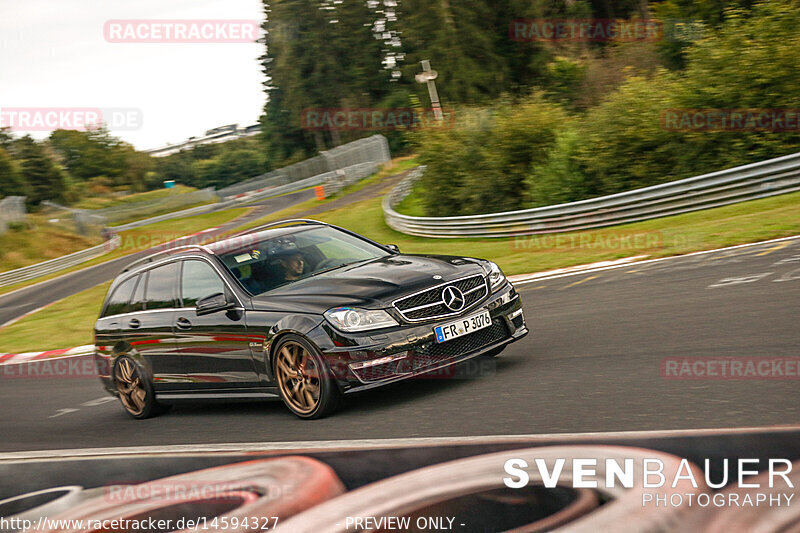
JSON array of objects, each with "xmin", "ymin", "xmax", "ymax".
[{"xmin": 278, "ymin": 251, "xmax": 305, "ymax": 281}]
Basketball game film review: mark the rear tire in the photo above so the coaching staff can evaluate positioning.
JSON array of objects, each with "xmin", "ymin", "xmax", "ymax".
[
  {"xmin": 273, "ymin": 335, "xmax": 342, "ymax": 419},
  {"xmin": 113, "ymin": 356, "xmax": 165, "ymax": 419}
]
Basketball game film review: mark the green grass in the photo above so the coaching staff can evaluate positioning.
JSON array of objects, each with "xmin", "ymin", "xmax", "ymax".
[
  {"xmin": 73, "ymin": 185, "xmax": 199, "ymax": 210},
  {"xmin": 0, "ymin": 281, "xmax": 110, "ymax": 353},
  {"xmin": 0, "ymin": 216, "xmax": 103, "ymax": 272},
  {"xmin": 2, "ymin": 189, "xmax": 798, "ymax": 353},
  {"xmin": 333, "ymin": 155, "xmax": 419, "ymax": 200},
  {"xmin": 393, "ymin": 181, "xmax": 428, "ymax": 217}
]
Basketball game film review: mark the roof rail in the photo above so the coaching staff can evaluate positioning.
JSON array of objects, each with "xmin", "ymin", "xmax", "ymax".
[
  {"xmin": 236, "ymin": 219, "xmax": 328, "ymax": 237},
  {"xmin": 121, "ymin": 244, "xmax": 213, "ymax": 273}
]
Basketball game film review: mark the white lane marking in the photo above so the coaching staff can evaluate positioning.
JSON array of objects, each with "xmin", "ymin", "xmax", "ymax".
[
  {"xmin": 81, "ymin": 397, "xmax": 117, "ymax": 407},
  {"xmin": 773, "ymin": 255, "xmax": 800, "ymax": 266},
  {"xmin": 4, "ymin": 425, "xmax": 800, "ymax": 460},
  {"xmin": 0, "ymin": 303, "xmax": 55, "ymax": 329},
  {"xmin": 707, "ymin": 272, "xmax": 773, "ymax": 288},
  {"xmin": 774, "ymin": 268, "xmax": 800, "ymax": 282},
  {"xmin": 509, "ymin": 257, "xmax": 644, "ymax": 284},
  {"xmin": 513, "ymin": 234, "xmax": 800, "ymax": 286},
  {"xmin": 49, "ymin": 408, "xmax": 79, "ymax": 419},
  {"xmin": 45, "ymin": 396, "xmax": 116, "ymax": 419}
]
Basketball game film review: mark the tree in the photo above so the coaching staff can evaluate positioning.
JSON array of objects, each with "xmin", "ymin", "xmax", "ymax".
[
  {"xmin": 0, "ymin": 128, "xmax": 14, "ymax": 151},
  {"xmin": 261, "ymin": 0, "xmax": 399, "ymax": 163},
  {"xmin": 17, "ymin": 136, "xmax": 67, "ymax": 207},
  {"xmin": 0, "ymin": 147, "xmax": 28, "ymax": 197},
  {"xmin": 413, "ymin": 94, "xmax": 568, "ymax": 215}
]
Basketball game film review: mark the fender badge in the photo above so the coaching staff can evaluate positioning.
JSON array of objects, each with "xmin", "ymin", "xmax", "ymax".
[{"xmin": 433, "ymin": 275, "xmax": 442, "ymax": 280}]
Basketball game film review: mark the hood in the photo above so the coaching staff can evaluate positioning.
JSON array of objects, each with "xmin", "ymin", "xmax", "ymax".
[{"xmin": 250, "ymin": 254, "xmax": 486, "ymax": 314}]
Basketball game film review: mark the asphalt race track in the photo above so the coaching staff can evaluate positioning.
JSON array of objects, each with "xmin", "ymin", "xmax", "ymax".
[{"xmin": 1, "ymin": 236, "xmax": 797, "ymax": 452}]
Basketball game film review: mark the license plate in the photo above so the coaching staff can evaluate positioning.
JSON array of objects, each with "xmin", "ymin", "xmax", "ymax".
[{"xmin": 434, "ymin": 309, "xmax": 491, "ymax": 343}]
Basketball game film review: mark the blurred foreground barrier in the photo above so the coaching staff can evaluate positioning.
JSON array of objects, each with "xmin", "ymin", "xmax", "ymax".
[
  {"xmin": 384, "ymin": 151, "xmax": 800, "ymax": 238},
  {"xmin": 0, "ymin": 486, "xmax": 85, "ymax": 532},
  {"xmin": 0, "ymin": 235, "xmax": 120, "ymax": 289},
  {"xmin": 36, "ymin": 457, "xmax": 344, "ymax": 533},
  {"xmin": 278, "ymin": 445, "xmax": 706, "ymax": 533},
  {"xmin": 682, "ymin": 458, "xmax": 800, "ymax": 532}
]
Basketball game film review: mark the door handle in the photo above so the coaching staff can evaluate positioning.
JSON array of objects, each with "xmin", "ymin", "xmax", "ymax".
[
  {"xmin": 176, "ymin": 317, "xmax": 192, "ymax": 330},
  {"xmin": 128, "ymin": 318, "xmax": 141, "ymax": 329}
]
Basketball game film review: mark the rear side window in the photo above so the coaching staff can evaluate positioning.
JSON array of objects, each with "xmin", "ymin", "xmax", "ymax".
[
  {"xmin": 145, "ymin": 262, "xmax": 179, "ymax": 310},
  {"xmin": 102, "ymin": 276, "xmax": 137, "ymax": 317},
  {"xmin": 181, "ymin": 260, "xmax": 226, "ymax": 307},
  {"xmin": 130, "ymin": 273, "xmax": 146, "ymax": 313}
]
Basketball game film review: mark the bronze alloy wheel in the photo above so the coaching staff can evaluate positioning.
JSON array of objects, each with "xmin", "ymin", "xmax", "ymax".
[
  {"xmin": 273, "ymin": 336, "xmax": 341, "ymax": 419},
  {"xmin": 115, "ymin": 358, "xmax": 146, "ymax": 416},
  {"xmin": 113, "ymin": 356, "xmax": 164, "ymax": 419},
  {"xmin": 275, "ymin": 341, "xmax": 322, "ymax": 415}
]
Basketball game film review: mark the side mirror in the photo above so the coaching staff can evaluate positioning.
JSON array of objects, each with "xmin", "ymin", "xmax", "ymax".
[
  {"xmin": 196, "ymin": 292, "xmax": 233, "ymax": 316},
  {"xmin": 386, "ymin": 244, "xmax": 400, "ymax": 253}
]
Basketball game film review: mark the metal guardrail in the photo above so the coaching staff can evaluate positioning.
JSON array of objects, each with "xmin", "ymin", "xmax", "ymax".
[
  {"xmin": 0, "ymin": 196, "xmax": 26, "ymax": 236},
  {"xmin": 217, "ymin": 135, "xmax": 390, "ymax": 200},
  {"xmin": 320, "ymin": 162, "xmax": 381, "ymax": 196},
  {"xmin": 0, "ymin": 235, "xmax": 121, "ymax": 288},
  {"xmin": 384, "ymin": 152, "xmax": 800, "ymax": 238},
  {"xmin": 84, "ymin": 187, "xmax": 217, "ymax": 224}
]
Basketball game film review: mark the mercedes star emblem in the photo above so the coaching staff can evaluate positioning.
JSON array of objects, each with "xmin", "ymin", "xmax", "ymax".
[{"xmin": 442, "ymin": 286, "xmax": 465, "ymax": 311}]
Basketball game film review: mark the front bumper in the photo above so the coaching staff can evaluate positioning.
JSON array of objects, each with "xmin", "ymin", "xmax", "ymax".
[{"xmin": 312, "ymin": 283, "xmax": 527, "ymax": 393}]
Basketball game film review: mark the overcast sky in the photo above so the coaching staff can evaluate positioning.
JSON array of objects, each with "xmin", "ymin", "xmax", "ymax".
[{"xmin": 0, "ymin": 0, "xmax": 265, "ymax": 151}]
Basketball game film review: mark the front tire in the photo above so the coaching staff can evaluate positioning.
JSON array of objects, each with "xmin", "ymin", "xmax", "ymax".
[
  {"xmin": 113, "ymin": 356, "xmax": 164, "ymax": 419},
  {"xmin": 273, "ymin": 335, "xmax": 341, "ymax": 419}
]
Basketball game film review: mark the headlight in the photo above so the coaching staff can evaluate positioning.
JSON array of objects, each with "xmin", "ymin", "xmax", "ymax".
[
  {"xmin": 324, "ymin": 307, "xmax": 398, "ymax": 332},
  {"xmin": 487, "ymin": 261, "xmax": 506, "ymax": 290}
]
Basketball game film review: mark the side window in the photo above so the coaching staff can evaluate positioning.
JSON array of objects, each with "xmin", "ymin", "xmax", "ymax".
[
  {"xmin": 145, "ymin": 262, "xmax": 179, "ymax": 310},
  {"xmin": 182, "ymin": 260, "xmax": 226, "ymax": 307},
  {"xmin": 102, "ymin": 276, "xmax": 137, "ymax": 317},
  {"xmin": 129, "ymin": 273, "xmax": 146, "ymax": 313}
]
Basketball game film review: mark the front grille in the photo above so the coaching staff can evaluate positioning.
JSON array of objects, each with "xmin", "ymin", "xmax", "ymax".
[
  {"xmin": 414, "ymin": 319, "xmax": 508, "ymax": 370},
  {"xmin": 394, "ymin": 274, "xmax": 488, "ymax": 321}
]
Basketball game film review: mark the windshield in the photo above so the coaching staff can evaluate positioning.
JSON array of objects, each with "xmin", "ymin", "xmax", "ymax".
[{"xmin": 217, "ymin": 226, "xmax": 390, "ymax": 295}]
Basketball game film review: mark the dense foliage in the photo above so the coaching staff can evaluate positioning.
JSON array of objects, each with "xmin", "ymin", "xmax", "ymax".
[
  {"xmin": 2, "ymin": 0, "xmax": 797, "ymax": 217},
  {"xmin": 412, "ymin": 0, "xmax": 800, "ymax": 215}
]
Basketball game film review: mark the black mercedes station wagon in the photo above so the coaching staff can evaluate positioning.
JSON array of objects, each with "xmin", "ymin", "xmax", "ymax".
[{"xmin": 95, "ymin": 220, "xmax": 527, "ymax": 419}]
